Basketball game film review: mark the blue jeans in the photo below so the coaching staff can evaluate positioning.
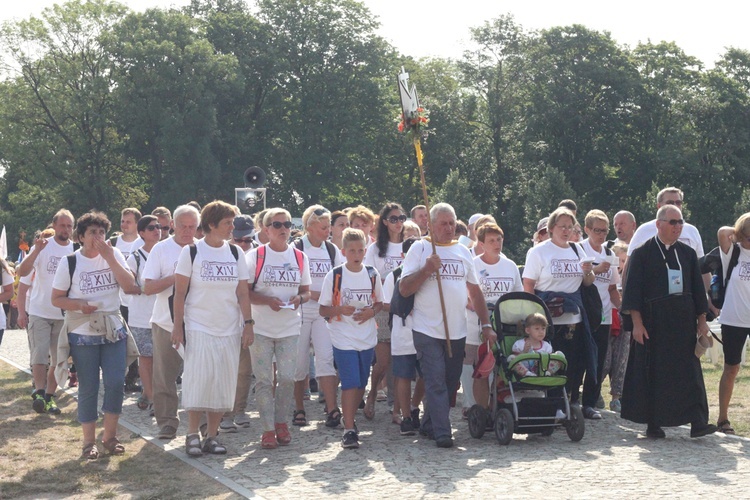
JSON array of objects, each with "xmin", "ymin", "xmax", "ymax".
[
  {"xmin": 69, "ymin": 336, "xmax": 127, "ymax": 423},
  {"xmin": 413, "ymin": 331, "xmax": 465, "ymax": 440}
]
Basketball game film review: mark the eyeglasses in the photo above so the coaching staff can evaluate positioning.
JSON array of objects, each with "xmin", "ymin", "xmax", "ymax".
[
  {"xmin": 591, "ymin": 228, "xmax": 609, "ymax": 235},
  {"xmin": 387, "ymin": 215, "xmax": 407, "ymax": 224},
  {"xmin": 267, "ymin": 221, "xmax": 293, "ymax": 229},
  {"xmin": 659, "ymin": 218, "xmax": 685, "ymax": 226},
  {"xmin": 664, "ymin": 200, "xmax": 684, "ymax": 206},
  {"xmin": 556, "ymin": 225, "xmax": 574, "ymax": 232},
  {"xmin": 234, "ymin": 237, "xmax": 254, "ymax": 244},
  {"xmin": 145, "ymin": 224, "xmax": 161, "ymax": 231},
  {"xmin": 313, "ymin": 208, "xmax": 330, "ymax": 217},
  {"xmin": 537, "ymin": 228, "xmax": 548, "ymax": 236}
]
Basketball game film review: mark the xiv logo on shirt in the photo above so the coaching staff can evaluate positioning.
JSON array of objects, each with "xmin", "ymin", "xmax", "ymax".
[
  {"xmin": 263, "ymin": 264, "xmax": 301, "ymax": 287},
  {"xmin": 739, "ymin": 261, "xmax": 750, "ymax": 281},
  {"xmin": 47, "ymin": 255, "xmax": 62, "ymax": 274},
  {"xmin": 200, "ymin": 260, "xmax": 238, "ymax": 281},
  {"xmin": 309, "ymin": 259, "xmax": 332, "ymax": 279},
  {"xmin": 342, "ymin": 288, "xmax": 373, "ymax": 307},
  {"xmin": 550, "ymin": 259, "xmax": 580, "ymax": 278},
  {"xmin": 78, "ymin": 269, "xmax": 117, "ymax": 294},
  {"xmin": 383, "ymin": 255, "xmax": 404, "ymax": 273},
  {"xmin": 480, "ymin": 277, "xmax": 515, "ymax": 296},
  {"xmin": 429, "ymin": 259, "xmax": 466, "ymax": 281}
]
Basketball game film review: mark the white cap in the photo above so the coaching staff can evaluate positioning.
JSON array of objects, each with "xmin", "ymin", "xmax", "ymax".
[{"xmin": 468, "ymin": 213, "xmax": 483, "ymax": 226}]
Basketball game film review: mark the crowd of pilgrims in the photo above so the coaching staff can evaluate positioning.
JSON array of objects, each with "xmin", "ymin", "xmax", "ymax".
[{"xmin": 8, "ymin": 187, "xmax": 747, "ymax": 458}]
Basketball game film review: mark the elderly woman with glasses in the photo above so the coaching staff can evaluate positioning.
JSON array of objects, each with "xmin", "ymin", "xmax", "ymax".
[
  {"xmin": 362, "ymin": 202, "xmax": 407, "ymax": 421},
  {"xmin": 291, "ymin": 205, "xmax": 344, "ymax": 428},
  {"xmin": 523, "ymin": 207, "xmax": 597, "ymax": 417},
  {"xmin": 247, "ymin": 208, "xmax": 312, "ymax": 449}
]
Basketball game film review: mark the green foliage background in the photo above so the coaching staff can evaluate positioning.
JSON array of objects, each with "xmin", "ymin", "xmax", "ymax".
[{"xmin": 2, "ymin": 0, "xmax": 750, "ymax": 262}]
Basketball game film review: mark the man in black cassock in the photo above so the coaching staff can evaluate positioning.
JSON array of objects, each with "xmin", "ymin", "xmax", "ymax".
[{"xmin": 621, "ymin": 205, "xmax": 717, "ymax": 438}]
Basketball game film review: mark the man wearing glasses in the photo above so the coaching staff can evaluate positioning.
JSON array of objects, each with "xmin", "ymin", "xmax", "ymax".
[
  {"xmin": 620, "ymin": 204, "xmax": 716, "ymax": 439},
  {"xmin": 232, "ymin": 215, "xmax": 258, "ymax": 254}
]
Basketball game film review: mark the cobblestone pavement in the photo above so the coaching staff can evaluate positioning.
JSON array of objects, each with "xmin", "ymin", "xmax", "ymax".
[{"xmin": 2, "ymin": 328, "xmax": 749, "ymax": 498}]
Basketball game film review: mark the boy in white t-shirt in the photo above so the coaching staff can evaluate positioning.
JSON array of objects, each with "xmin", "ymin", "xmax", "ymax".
[{"xmin": 319, "ymin": 228, "xmax": 384, "ymax": 449}]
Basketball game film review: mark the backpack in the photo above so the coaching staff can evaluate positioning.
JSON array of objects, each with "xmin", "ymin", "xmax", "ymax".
[
  {"xmin": 133, "ymin": 248, "xmax": 147, "ymax": 287},
  {"xmin": 328, "ymin": 264, "xmax": 378, "ymax": 322},
  {"xmin": 169, "ymin": 243, "xmax": 240, "ymax": 321},
  {"xmin": 251, "ymin": 244, "xmax": 305, "ymax": 291},
  {"xmin": 700, "ymin": 244, "xmax": 741, "ymax": 311},
  {"xmin": 569, "ymin": 243, "xmax": 604, "ymax": 332},
  {"xmin": 293, "ymin": 238, "xmax": 337, "ymax": 268},
  {"xmin": 388, "ymin": 266, "xmax": 414, "ymax": 328}
]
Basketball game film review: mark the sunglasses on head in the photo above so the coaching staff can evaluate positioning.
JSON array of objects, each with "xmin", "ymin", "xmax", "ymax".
[
  {"xmin": 313, "ymin": 208, "xmax": 330, "ymax": 217},
  {"xmin": 387, "ymin": 215, "xmax": 407, "ymax": 224},
  {"xmin": 659, "ymin": 218, "xmax": 684, "ymax": 226},
  {"xmin": 267, "ymin": 221, "xmax": 293, "ymax": 229}
]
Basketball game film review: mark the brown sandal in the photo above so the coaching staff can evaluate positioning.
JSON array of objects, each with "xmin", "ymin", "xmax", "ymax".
[
  {"xmin": 102, "ymin": 437, "xmax": 125, "ymax": 455},
  {"xmin": 717, "ymin": 420, "xmax": 735, "ymax": 435},
  {"xmin": 82, "ymin": 442, "xmax": 99, "ymax": 460}
]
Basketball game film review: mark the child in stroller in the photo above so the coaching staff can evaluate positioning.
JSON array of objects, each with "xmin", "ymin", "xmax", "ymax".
[{"xmin": 507, "ymin": 313, "xmax": 565, "ymax": 378}]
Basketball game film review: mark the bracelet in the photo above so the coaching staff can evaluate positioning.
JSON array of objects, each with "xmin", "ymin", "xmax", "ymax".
[
  {"xmin": 244, "ymin": 318, "xmax": 255, "ymax": 326},
  {"xmin": 481, "ymin": 323, "xmax": 492, "ymax": 329}
]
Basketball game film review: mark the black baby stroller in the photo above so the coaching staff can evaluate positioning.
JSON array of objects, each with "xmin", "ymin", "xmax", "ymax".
[{"xmin": 466, "ymin": 292, "xmax": 584, "ymax": 444}]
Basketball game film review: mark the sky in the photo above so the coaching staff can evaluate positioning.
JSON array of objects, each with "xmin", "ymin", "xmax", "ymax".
[{"xmin": 4, "ymin": 0, "xmax": 750, "ymax": 67}]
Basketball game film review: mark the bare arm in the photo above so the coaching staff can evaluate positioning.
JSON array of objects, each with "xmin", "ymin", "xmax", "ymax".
[
  {"xmin": 718, "ymin": 226, "xmax": 735, "ymax": 255},
  {"xmin": 523, "ymin": 278, "xmax": 536, "ymax": 294},
  {"xmin": 236, "ymin": 280, "xmax": 255, "ymax": 348},
  {"xmin": 16, "ymin": 282, "xmax": 30, "ymax": 329},
  {"xmin": 608, "ymin": 284, "xmax": 622, "ymax": 310},
  {"xmin": 17, "ymin": 238, "xmax": 47, "ymax": 277},
  {"xmin": 144, "ymin": 275, "xmax": 174, "ymax": 295},
  {"xmin": 399, "ymin": 254, "xmax": 441, "ymax": 297},
  {"xmin": 468, "ymin": 282, "xmax": 496, "ymax": 343},
  {"xmin": 51, "ymin": 288, "xmax": 97, "ymax": 314}
]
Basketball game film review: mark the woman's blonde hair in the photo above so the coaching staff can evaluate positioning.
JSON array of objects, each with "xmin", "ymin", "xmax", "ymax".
[{"xmin": 734, "ymin": 213, "xmax": 750, "ymax": 240}]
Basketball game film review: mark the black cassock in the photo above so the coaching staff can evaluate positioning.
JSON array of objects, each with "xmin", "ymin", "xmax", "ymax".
[{"xmin": 621, "ymin": 236, "xmax": 709, "ymax": 427}]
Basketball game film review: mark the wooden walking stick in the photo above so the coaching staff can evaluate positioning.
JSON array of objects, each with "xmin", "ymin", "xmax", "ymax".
[{"xmin": 397, "ymin": 67, "xmax": 452, "ymax": 357}]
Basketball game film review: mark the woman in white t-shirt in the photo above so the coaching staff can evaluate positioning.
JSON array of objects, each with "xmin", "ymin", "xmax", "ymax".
[
  {"xmin": 716, "ymin": 214, "xmax": 750, "ymax": 435},
  {"xmin": 247, "ymin": 208, "xmax": 312, "ymax": 450},
  {"xmin": 363, "ymin": 202, "xmax": 406, "ymax": 420},
  {"xmin": 172, "ymin": 201, "xmax": 254, "ymax": 457},
  {"xmin": 292, "ymin": 205, "xmax": 344, "ymax": 428},
  {"xmin": 51, "ymin": 211, "xmax": 139, "ymax": 460},
  {"xmin": 523, "ymin": 207, "xmax": 596, "ymax": 417},
  {"xmin": 125, "ymin": 215, "xmax": 162, "ymax": 412},
  {"xmin": 330, "ymin": 210, "xmax": 349, "ymax": 250}
]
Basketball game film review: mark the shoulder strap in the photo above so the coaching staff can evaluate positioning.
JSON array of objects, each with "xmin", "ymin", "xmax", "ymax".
[
  {"xmin": 133, "ymin": 251, "xmax": 142, "ymax": 277},
  {"xmin": 229, "ymin": 243, "xmax": 239, "ymax": 261},
  {"xmin": 324, "ymin": 240, "xmax": 337, "ymax": 267},
  {"xmin": 189, "ymin": 244, "xmax": 197, "ymax": 264},
  {"xmin": 252, "ymin": 245, "xmax": 267, "ymax": 291},
  {"xmin": 568, "ymin": 242, "xmax": 580, "ymax": 259},
  {"xmin": 392, "ymin": 266, "xmax": 403, "ymax": 282},
  {"xmin": 109, "ymin": 235, "xmax": 118, "ymax": 247},
  {"xmin": 365, "ymin": 265, "xmax": 377, "ymax": 294},
  {"xmin": 66, "ymin": 254, "xmax": 77, "ymax": 296},
  {"xmin": 604, "ymin": 246, "xmax": 612, "ymax": 256},
  {"xmin": 293, "ymin": 248, "xmax": 305, "ymax": 275},
  {"xmin": 294, "ymin": 238, "xmax": 304, "ymax": 251},
  {"xmin": 725, "ymin": 243, "xmax": 742, "ymax": 288}
]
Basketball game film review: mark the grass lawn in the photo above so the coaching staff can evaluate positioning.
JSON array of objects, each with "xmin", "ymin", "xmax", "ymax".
[{"xmin": 0, "ymin": 360, "xmax": 241, "ymax": 499}]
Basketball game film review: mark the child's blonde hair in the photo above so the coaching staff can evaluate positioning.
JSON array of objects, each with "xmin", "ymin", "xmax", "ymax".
[
  {"xmin": 342, "ymin": 227, "xmax": 366, "ymax": 248},
  {"xmin": 525, "ymin": 312, "xmax": 548, "ymax": 332}
]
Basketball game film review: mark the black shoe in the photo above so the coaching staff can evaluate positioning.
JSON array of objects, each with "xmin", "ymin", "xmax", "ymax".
[
  {"xmin": 309, "ymin": 378, "xmax": 318, "ymax": 393},
  {"xmin": 124, "ymin": 380, "xmax": 142, "ymax": 393},
  {"xmin": 646, "ymin": 426, "xmax": 666, "ymax": 439},
  {"xmin": 325, "ymin": 407, "xmax": 342, "ymax": 428},
  {"xmin": 31, "ymin": 391, "xmax": 47, "ymax": 414},
  {"xmin": 400, "ymin": 417, "xmax": 416, "ymax": 436},
  {"xmin": 436, "ymin": 436, "xmax": 454, "ymax": 448},
  {"xmin": 411, "ymin": 408, "xmax": 420, "ymax": 430},
  {"xmin": 342, "ymin": 430, "xmax": 359, "ymax": 449},
  {"xmin": 358, "ymin": 399, "xmax": 366, "ymax": 410},
  {"xmin": 690, "ymin": 423, "xmax": 718, "ymax": 438},
  {"xmin": 583, "ymin": 406, "xmax": 602, "ymax": 420}
]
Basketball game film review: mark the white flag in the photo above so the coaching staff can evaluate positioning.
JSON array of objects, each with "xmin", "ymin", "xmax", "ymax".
[{"xmin": 0, "ymin": 225, "xmax": 7, "ymax": 260}]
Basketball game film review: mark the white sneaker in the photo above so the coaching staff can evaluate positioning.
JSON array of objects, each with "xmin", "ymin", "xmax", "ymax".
[{"xmin": 555, "ymin": 409, "xmax": 567, "ymax": 421}]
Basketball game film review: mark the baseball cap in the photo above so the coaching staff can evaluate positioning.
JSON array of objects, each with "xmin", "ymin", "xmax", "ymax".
[
  {"xmin": 468, "ymin": 213, "xmax": 483, "ymax": 226},
  {"xmin": 233, "ymin": 214, "xmax": 255, "ymax": 239}
]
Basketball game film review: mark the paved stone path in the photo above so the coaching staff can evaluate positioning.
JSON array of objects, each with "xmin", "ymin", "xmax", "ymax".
[{"xmin": 2, "ymin": 328, "xmax": 749, "ymax": 498}]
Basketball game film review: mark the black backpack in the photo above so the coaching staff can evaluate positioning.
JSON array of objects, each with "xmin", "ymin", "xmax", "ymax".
[
  {"xmin": 700, "ymin": 244, "xmax": 741, "ymax": 312},
  {"xmin": 569, "ymin": 243, "xmax": 604, "ymax": 332},
  {"xmin": 388, "ymin": 266, "xmax": 414, "ymax": 328}
]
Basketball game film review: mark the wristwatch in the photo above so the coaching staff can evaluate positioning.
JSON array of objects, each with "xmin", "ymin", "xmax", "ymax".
[{"xmin": 244, "ymin": 318, "xmax": 255, "ymax": 326}]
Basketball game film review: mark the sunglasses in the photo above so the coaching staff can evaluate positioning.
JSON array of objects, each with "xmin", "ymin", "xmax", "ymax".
[
  {"xmin": 234, "ymin": 237, "xmax": 254, "ymax": 244},
  {"xmin": 659, "ymin": 218, "xmax": 685, "ymax": 226},
  {"xmin": 313, "ymin": 208, "xmax": 330, "ymax": 216},
  {"xmin": 387, "ymin": 215, "xmax": 407, "ymax": 224},
  {"xmin": 664, "ymin": 200, "xmax": 684, "ymax": 206},
  {"xmin": 538, "ymin": 228, "xmax": 548, "ymax": 236},
  {"xmin": 145, "ymin": 224, "xmax": 161, "ymax": 231},
  {"xmin": 267, "ymin": 221, "xmax": 293, "ymax": 229}
]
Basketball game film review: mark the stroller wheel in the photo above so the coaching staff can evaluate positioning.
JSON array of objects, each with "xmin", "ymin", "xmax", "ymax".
[
  {"xmin": 564, "ymin": 405, "xmax": 585, "ymax": 442},
  {"xmin": 494, "ymin": 408, "xmax": 514, "ymax": 445},
  {"xmin": 467, "ymin": 405, "xmax": 487, "ymax": 439}
]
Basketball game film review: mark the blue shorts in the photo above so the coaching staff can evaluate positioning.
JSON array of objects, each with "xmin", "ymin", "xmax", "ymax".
[
  {"xmin": 332, "ymin": 347, "xmax": 375, "ymax": 391},
  {"xmin": 392, "ymin": 354, "xmax": 421, "ymax": 380}
]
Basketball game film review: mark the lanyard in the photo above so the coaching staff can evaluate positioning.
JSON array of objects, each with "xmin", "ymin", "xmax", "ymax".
[{"xmin": 655, "ymin": 237, "xmax": 682, "ymax": 273}]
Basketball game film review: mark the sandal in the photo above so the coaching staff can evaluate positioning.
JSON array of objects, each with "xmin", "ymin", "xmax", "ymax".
[
  {"xmin": 275, "ymin": 423, "xmax": 292, "ymax": 445},
  {"xmin": 202, "ymin": 436, "xmax": 227, "ymax": 455},
  {"xmin": 293, "ymin": 409, "xmax": 307, "ymax": 426},
  {"xmin": 101, "ymin": 437, "xmax": 125, "ymax": 456},
  {"xmin": 363, "ymin": 400, "xmax": 375, "ymax": 420},
  {"xmin": 185, "ymin": 433, "xmax": 203, "ymax": 457},
  {"xmin": 82, "ymin": 442, "xmax": 99, "ymax": 460},
  {"xmin": 261, "ymin": 430, "xmax": 278, "ymax": 449},
  {"xmin": 325, "ymin": 407, "xmax": 342, "ymax": 428},
  {"xmin": 717, "ymin": 420, "xmax": 736, "ymax": 435},
  {"xmin": 136, "ymin": 395, "xmax": 150, "ymax": 410}
]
